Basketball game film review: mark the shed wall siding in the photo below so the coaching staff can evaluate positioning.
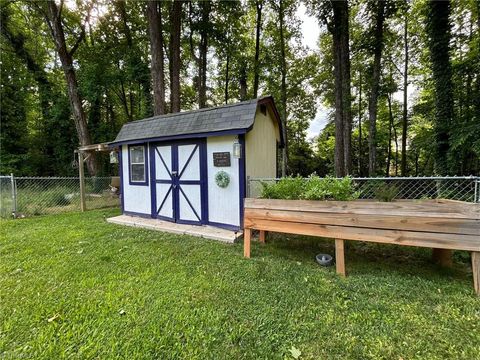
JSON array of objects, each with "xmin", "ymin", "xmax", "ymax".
[
  {"xmin": 206, "ymin": 136, "xmax": 240, "ymax": 227},
  {"xmin": 245, "ymin": 108, "xmax": 279, "ymax": 179},
  {"xmin": 122, "ymin": 145, "xmax": 151, "ymax": 215}
]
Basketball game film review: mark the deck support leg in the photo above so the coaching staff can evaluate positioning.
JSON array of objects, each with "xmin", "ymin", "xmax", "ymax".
[
  {"xmin": 472, "ymin": 252, "xmax": 479, "ymax": 296},
  {"xmin": 432, "ymin": 248, "xmax": 453, "ymax": 267},
  {"xmin": 335, "ymin": 239, "xmax": 346, "ymax": 276},
  {"xmin": 259, "ymin": 230, "xmax": 266, "ymax": 244},
  {"xmin": 244, "ymin": 228, "xmax": 251, "ymax": 258}
]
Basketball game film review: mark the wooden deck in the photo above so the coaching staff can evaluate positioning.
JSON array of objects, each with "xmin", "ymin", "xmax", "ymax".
[
  {"xmin": 107, "ymin": 215, "xmax": 242, "ymax": 243},
  {"xmin": 243, "ymin": 198, "xmax": 480, "ymax": 295}
]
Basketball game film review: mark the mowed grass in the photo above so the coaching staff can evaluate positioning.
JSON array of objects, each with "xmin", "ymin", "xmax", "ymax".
[{"xmin": 0, "ymin": 209, "xmax": 479, "ymax": 359}]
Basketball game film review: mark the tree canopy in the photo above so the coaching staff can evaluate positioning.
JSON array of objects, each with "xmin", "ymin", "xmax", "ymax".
[{"xmin": 1, "ymin": 0, "xmax": 479, "ymax": 177}]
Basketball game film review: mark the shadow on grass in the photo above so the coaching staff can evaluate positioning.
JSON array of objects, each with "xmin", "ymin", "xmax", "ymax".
[{"xmin": 253, "ymin": 232, "xmax": 471, "ymax": 282}]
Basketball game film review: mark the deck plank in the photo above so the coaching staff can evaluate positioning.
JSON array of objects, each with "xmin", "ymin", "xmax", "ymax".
[
  {"xmin": 243, "ymin": 218, "xmax": 480, "ymax": 252},
  {"xmin": 245, "ymin": 198, "xmax": 480, "ymax": 220},
  {"xmin": 244, "ymin": 208, "xmax": 480, "ymax": 235}
]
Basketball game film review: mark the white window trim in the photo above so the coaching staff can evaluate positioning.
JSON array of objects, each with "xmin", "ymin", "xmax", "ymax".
[{"xmin": 129, "ymin": 145, "xmax": 147, "ymax": 184}]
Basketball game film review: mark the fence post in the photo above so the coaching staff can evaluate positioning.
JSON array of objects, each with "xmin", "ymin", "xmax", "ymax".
[
  {"xmin": 475, "ymin": 179, "xmax": 479, "ymax": 203},
  {"xmin": 78, "ymin": 152, "xmax": 86, "ymax": 212},
  {"xmin": 10, "ymin": 173, "xmax": 17, "ymax": 218}
]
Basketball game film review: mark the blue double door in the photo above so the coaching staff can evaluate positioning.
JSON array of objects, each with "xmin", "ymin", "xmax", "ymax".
[{"xmin": 150, "ymin": 140, "xmax": 207, "ymax": 225}]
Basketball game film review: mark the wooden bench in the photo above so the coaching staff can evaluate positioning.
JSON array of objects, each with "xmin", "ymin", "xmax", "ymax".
[{"xmin": 243, "ymin": 198, "xmax": 480, "ymax": 295}]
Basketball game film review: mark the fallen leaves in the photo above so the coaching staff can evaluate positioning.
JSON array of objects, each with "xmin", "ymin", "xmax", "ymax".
[{"xmin": 289, "ymin": 345, "xmax": 301, "ymax": 359}]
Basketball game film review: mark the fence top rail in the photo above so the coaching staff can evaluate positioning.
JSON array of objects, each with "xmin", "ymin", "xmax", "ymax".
[
  {"xmin": 248, "ymin": 176, "xmax": 480, "ymax": 181},
  {"xmin": 0, "ymin": 176, "xmax": 115, "ymax": 180}
]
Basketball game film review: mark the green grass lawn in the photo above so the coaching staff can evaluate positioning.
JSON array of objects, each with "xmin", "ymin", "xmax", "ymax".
[{"xmin": 1, "ymin": 209, "xmax": 479, "ymax": 359}]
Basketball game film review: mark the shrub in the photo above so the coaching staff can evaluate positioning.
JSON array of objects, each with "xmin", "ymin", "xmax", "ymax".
[
  {"xmin": 261, "ymin": 176, "xmax": 359, "ymax": 201},
  {"xmin": 303, "ymin": 176, "xmax": 359, "ymax": 201},
  {"xmin": 260, "ymin": 176, "xmax": 306, "ymax": 200},
  {"xmin": 90, "ymin": 177, "xmax": 106, "ymax": 194},
  {"xmin": 44, "ymin": 190, "xmax": 71, "ymax": 207},
  {"xmin": 374, "ymin": 183, "xmax": 399, "ymax": 202}
]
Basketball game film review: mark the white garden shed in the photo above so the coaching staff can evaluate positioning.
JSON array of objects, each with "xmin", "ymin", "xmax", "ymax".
[{"xmin": 109, "ymin": 96, "xmax": 283, "ymax": 231}]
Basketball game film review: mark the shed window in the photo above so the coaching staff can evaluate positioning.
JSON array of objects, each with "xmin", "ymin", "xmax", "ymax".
[{"xmin": 129, "ymin": 145, "xmax": 147, "ymax": 183}]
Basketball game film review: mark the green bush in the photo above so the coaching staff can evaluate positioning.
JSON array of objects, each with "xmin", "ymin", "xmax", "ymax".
[
  {"xmin": 23, "ymin": 187, "xmax": 73, "ymax": 208},
  {"xmin": 43, "ymin": 189, "xmax": 71, "ymax": 207},
  {"xmin": 89, "ymin": 177, "xmax": 106, "ymax": 194},
  {"xmin": 260, "ymin": 176, "xmax": 306, "ymax": 200},
  {"xmin": 261, "ymin": 176, "xmax": 359, "ymax": 201},
  {"xmin": 374, "ymin": 183, "xmax": 399, "ymax": 202}
]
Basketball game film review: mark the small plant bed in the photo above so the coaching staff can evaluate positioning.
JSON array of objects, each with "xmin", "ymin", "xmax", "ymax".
[{"xmin": 1, "ymin": 209, "xmax": 479, "ymax": 358}]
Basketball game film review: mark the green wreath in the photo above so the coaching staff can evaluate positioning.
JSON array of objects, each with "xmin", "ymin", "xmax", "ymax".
[{"xmin": 215, "ymin": 170, "xmax": 230, "ymax": 188}]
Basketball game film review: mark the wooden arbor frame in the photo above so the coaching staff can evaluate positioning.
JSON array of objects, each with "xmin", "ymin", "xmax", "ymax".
[{"xmin": 75, "ymin": 143, "xmax": 114, "ymax": 212}]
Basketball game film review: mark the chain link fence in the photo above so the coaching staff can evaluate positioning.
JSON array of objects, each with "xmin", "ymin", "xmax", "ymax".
[
  {"xmin": 247, "ymin": 176, "xmax": 480, "ymax": 203},
  {"xmin": 0, "ymin": 175, "xmax": 120, "ymax": 218}
]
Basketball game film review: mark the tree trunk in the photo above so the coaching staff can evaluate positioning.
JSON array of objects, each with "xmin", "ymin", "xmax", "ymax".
[
  {"xmin": 415, "ymin": 151, "xmax": 419, "ymax": 176},
  {"xmin": 339, "ymin": 1, "xmax": 352, "ymax": 175},
  {"xmin": 386, "ymin": 94, "xmax": 394, "ymax": 176},
  {"xmin": 239, "ymin": 65, "xmax": 247, "ymax": 101},
  {"xmin": 117, "ymin": 0, "xmax": 152, "ymax": 117},
  {"xmin": 401, "ymin": 14, "xmax": 409, "ymax": 176},
  {"xmin": 474, "ymin": 1, "xmax": 480, "ymax": 169},
  {"xmin": 368, "ymin": 0, "xmax": 385, "ymax": 176},
  {"xmin": 331, "ymin": 2, "xmax": 345, "ymax": 177},
  {"xmin": 224, "ymin": 51, "xmax": 230, "ymax": 104},
  {"xmin": 358, "ymin": 71, "xmax": 363, "ymax": 176},
  {"xmin": 426, "ymin": 0, "xmax": 454, "ymax": 175},
  {"xmin": 393, "ymin": 118, "xmax": 399, "ymax": 176},
  {"xmin": 198, "ymin": 1, "xmax": 210, "ymax": 109},
  {"xmin": 169, "ymin": 0, "xmax": 182, "ymax": 113},
  {"xmin": 46, "ymin": 1, "xmax": 99, "ymax": 175},
  {"xmin": 330, "ymin": 0, "xmax": 351, "ymax": 177},
  {"xmin": 253, "ymin": 0, "xmax": 263, "ymax": 99},
  {"xmin": 279, "ymin": 0, "xmax": 288, "ymax": 176},
  {"xmin": 116, "ymin": 1, "xmax": 132, "ymax": 46},
  {"xmin": 147, "ymin": 1, "xmax": 166, "ymax": 115}
]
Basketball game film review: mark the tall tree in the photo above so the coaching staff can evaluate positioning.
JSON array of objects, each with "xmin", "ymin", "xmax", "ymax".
[
  {"xmin": 188, "ymin": 1, "xmax": 211, "ymax": 108},
  {"xmin": 426, "ymin": 0, "xmax": 454, "ymax": 175},
  {"xmin": 339, "ymin": 0, "xmax": 352, "ymax": 175},
  {"xmin": 401, "ymin": 11, "xmax": 408, "ymax": 176},
  {"xmin": 270, "ymin": 0, "xmax": 288, "ymax": 176},
  {"xmin": 41, "ymin": 0, "xmax": 99, "ymax": 175},
  {"xmin": 116, "ymin": 0, "xmax": 152, "ymax": 118},
  {"xmin": 309, "ymin": 0, "xmax": 352, "ymax": 176},
  {"xmin": 329, "ymin": 0, "xmax": 352, "ymax": 176},
  {"xmin": 170, "ymin": 0, "xmax": 182, "ymax": 113},
  {"xmin": 147, "ymin": 0, "xmax": 166, "ymax": 115},
  {"xmin": 253, "ymin": 0, "xmax": 263, "ymax": 99},
  {"xmin": 239, "ymin": 66, "xmax": 248, "ymax": 101},
  {"xmin": 357, "ymin": 71, "xmax": 363, "ymax": 176},
  {"xmin": 367, "ymin": 0, "xmax": 386, "ymax": 176},
  {"xmin": 1, "ymin": 4, "xmax": 52, "ymax": 119}
]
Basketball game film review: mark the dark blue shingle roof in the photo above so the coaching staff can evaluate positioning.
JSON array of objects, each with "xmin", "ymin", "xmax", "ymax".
[{"xmin": 111, "ymin": 97, "xmax": 279, "ymax": 145}]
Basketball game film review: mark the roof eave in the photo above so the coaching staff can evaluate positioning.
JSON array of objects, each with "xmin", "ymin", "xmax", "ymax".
[{"xmin": 108, "ymin": 128, "xmax": 248, "ymax": 147}]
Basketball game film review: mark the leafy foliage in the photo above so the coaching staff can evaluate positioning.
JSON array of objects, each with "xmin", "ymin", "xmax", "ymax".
[
  {"xmin": 1, "ymin": 0, "xmax": 479, "ymax": 177},
  {"xmin": 261, "ymin": 176, "xmax": 306, "ymax": 200},
  {"xmin": 374, "ymin": 182, "xmax": 399, "ymax": 202},
  {"xmin": 261, "ymin": 175, "xmax": 359, "ymax": 201}
]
